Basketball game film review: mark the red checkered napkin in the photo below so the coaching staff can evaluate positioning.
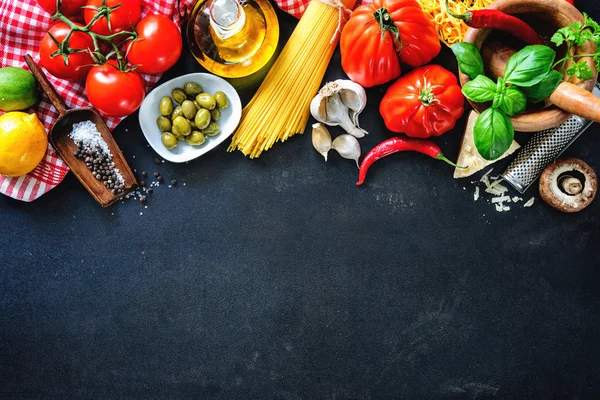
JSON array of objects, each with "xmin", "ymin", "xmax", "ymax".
[{"xmin": 0, "ymin": 0, "xmax": 197, "ymax": 202}]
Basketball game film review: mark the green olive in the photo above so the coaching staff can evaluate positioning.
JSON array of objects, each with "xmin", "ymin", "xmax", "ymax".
[
  {"xmin": 171, "ymin": 88, "xmax": 187, "ymax": 104},
  {"xmin": 156, "ymin": 116, "xmax": 172, "ymax": 132},
  {"xmin": 194, "ymin": 108, "xmax": 211, "ymax": 129},
  {"xmin": 195, "ymin": 93, "xmax": 216, "ymax": 110},
  {"xmin": 181, "ymin": 100, "xmax": 197, "ymax": 119},
  {"xmin": 214, "ymin": 91, "xmax": 229, "ymax": 109},
  {"xmin": 202, "ymin": 121, "xmax": 220, "ymax": 137},
  {"xmin": 210, "ymin": 108, "xmax": 221, "ymax": 122},
  {"xmin": 172, "ymin": 129, "xmax": 185, "ymax": 141},
  {"xmin": 193, "ymin": 100, "xmax": 201, "ymax": 111},
  {"xmin": 184, "ymin": 82, "xmax": 203, "ymax": 97},
  {"xmin": 171, "ymin": 105, "xmax": 183, "ymax": 120},
  {"xmin": 186, "ymin": 131, "xmax": 206, "ymax": 146},
  {"xmin": 159, "ymin": 96, "xmax": 174, "ymax": 116},
  {"xmin": 161, "ymin": 132, "xmax": 178, "ymax": 149},
  {"xmin": 173, "ymin": 116, "xmax": 192, "ymax": 136}
]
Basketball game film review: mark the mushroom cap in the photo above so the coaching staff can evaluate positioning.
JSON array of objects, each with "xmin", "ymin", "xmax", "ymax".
[{"xmin": 539, "ymin": 157, "xmax": 597, "ymax": 213}]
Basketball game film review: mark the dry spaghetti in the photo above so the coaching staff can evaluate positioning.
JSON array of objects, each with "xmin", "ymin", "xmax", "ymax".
[
  {"xmin": 417, "ymin": 0, "xmax": 493, "ymax": 46},
  {"xmin": 228, "ymin": 0, "xmax": 355, "ymax": 158}
]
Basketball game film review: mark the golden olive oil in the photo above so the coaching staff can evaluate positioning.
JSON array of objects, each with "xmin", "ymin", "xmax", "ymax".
[{"xmin": 187, "ymin": 0, "xmax": 279, "ymax": 84}]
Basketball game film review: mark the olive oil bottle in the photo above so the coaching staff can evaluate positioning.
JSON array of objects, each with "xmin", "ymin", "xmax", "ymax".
[{"xmin": 187, "ymin": 0, "xmax": 279, "ymax": 87}]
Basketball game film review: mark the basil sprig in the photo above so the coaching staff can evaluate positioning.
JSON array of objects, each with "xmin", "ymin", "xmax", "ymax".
[
  {"xmin": 503, "ymin": 45, "xmax": 556, "ymax": 87},
  {"xmin": 473, "ymin": 108, "xmax": 514, "ymax": 161},
  {"xmin": 461, "ymin": 75, "xmax": 496, "ymax": 102},
  {"xmin": 453, "ymin": 45, "xmax": 563, "ymax": 161},
  {"xmin": 521, "ymin": 70, "xmax": 563, "ymax": 103},
  {"xmin": 451, "ymin": 42, "xmax": 484, "ymax": 80}
]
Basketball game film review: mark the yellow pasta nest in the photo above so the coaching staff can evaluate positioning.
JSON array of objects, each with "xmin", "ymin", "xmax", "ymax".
[{"xmin": 417, "ymin": 0, "xmax": 493, "ymax": 46}]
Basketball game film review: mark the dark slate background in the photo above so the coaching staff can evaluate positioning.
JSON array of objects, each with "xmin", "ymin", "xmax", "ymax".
[{"xmin": 2, "ymin": 2, "xmax": 600, "ymax": 399}]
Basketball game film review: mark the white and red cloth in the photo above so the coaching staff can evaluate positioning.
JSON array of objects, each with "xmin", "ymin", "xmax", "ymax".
[{"xmin": 0, "ymin": 0, "xmax": 326, "ymax": 202}]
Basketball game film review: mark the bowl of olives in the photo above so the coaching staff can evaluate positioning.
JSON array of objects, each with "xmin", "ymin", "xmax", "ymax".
[{"xmin": 138, "ymin": 73, "xmax": 242, "ymax": 163}]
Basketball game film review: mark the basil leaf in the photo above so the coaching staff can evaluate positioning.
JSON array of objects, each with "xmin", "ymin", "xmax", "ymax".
[
  {"xmin": 473, "ymin": 107, "xmax": 514, "ymax": 161},
  {"xmin": 504, "ymin": 45, "xmax": 556, "ymax": 87},
  {"xmin": 521, "ymin": 70, "xmax": 563, "ymax": 103},
  {"xmin": 566, "ymin": 61, "xmax": 594, "ymax": 80},
  {"xmin": 461, "ymin": 75, "xmax": 497, "ymax": 103},
  {"xmin": 451, "ymin": 42, "xmax": 484, "ymax": 80},
  {"xmin": 492, "ymin": 86, "xmax": 527, "ymax": 116}
]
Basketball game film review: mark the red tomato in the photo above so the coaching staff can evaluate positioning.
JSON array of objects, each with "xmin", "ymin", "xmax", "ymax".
[
  {"xmin": 340, "ymin": 0, "xmax": 441, "ymax": 87},
  {"xmin": 84, "ymin": 0, "xmax": 141, "ymax": 36},
  {"xmin": 39, "ymin": 23, "xmax": 95, "ymax": 81},
  {"xmin": 126, "ymin": 15, "xmax": 182, "ymax": 75},
  {"xmin": 86, "ymin": 61, "xmax": 146, "ymax": 117},
  {"xmin": 36, "ymin": 0, "xmax": 87, "ymax": 17},
  {"xmin": 379, "ymin": 65, "xmax": 464, "ymax": 138}
]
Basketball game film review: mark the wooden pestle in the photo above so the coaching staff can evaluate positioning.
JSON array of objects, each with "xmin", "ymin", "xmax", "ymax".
[{"xmin": 481, "ymin": 41, "xmax": 600, "ymax": 123}]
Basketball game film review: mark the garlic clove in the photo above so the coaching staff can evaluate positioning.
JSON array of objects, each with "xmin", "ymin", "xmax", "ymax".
[
  {"xmin": 336, "ymin": 79, "xmax": 367, "ymax": 113},
  {"xmin": 312, "ymin": 123, "xmax": 332, "ymax": 161},
  {"xmin": 325, "ymin": 95, "xmax": 365, "ymax": 138},
  {"xmin": 310, "ymin": 80, "xmax": 368, "ymax": 138},
  {"xmin": 331, "ymin": 134, "xmax": 361, "ymax": 168},
  {"xmin": 310, "ymin": 95, "xmax": 328, "ymax": 124}
]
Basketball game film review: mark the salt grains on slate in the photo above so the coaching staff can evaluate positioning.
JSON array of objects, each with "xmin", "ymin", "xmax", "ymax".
[{"xmin": 69, "ymin": 121, "xmax": 125, "ymax": 195}]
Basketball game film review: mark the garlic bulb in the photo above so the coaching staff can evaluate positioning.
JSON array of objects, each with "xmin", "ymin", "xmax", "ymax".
[
  {"xmin": 331, "ymin": 134, "xmax": 361, "ymax": 168},
  {"xmin": 310, "ymin": 80, "xmax": 367, "ymax": 138},
  {"xmin": 312, "ymin": 123, "xmax": 332, "ymax": 161}
]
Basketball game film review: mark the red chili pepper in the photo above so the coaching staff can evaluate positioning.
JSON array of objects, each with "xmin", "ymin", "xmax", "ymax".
[
  {"xmin": 356, "ymin": 137, "xmax": 464, "ymax": 186},
  {"xmin": 445, "ymin": 0, "xmax": 543, "ymax": 45}
]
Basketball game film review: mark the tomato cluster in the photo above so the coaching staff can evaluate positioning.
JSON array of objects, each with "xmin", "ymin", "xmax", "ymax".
[{"xmin": 36, "ymin": 0, "xmax": 182, "ymax": 117}]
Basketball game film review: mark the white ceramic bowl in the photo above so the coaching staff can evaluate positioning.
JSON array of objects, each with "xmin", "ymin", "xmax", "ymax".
[{"xmin": 138, "ymin": 73, "xmax": 242, "ymax": 163}]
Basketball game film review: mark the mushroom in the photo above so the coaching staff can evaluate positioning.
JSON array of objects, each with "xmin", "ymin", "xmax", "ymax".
[{"xmin": 539, "ymin": 157, "xmax": 597, "ymax": 213}]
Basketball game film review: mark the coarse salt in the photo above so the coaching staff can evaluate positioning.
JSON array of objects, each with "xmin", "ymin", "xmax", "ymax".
[{"xmin": 69, "ymin": 121, "xmax": 111, "ymax": 155}]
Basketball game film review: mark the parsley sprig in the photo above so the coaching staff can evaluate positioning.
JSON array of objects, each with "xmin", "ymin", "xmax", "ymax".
[{"xmin": 551, "ymin": 13, "xmax": 600, "ymax": 80}]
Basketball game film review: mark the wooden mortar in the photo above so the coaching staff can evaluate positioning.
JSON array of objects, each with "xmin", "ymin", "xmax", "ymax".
[{"xmin": 459, "ymin": 0, "xmax": 598, "ymax": 132}]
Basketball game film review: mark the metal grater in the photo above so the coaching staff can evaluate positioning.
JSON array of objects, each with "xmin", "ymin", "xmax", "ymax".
[{"xmin": 502, "ymin": 83, "xmax": 600, "ymax": 193}]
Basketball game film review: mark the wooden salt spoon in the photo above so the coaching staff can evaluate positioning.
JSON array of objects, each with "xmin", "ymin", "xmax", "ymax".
[
  {"xmin": 24, "ymin": 55, "xmax": 137, "ymax": 207},
  {"xmin": 481, "ymin": 41, "xmax": 600, "ymax": 123}
]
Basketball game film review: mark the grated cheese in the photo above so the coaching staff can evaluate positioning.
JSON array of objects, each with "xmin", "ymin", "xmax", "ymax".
[
  {"xmin": 524, "ymin": 197, "xmax": 535, "ymax": 207},
  {"xmin": 471, "ymin": 168, "xmax": 534, "ymax": 212},
  {"xmin": 491, "ymin": 196, "xmax": 511, "ymax": 204}
]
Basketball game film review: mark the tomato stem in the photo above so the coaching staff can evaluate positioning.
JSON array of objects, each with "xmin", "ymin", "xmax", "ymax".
[
  {"xmin": 418, "ymin": 76, "xmax": 441, "ymax": 107},
  {"xmin": 50, "ymin": 0, "xmax": 138, "ymax": 72},
  {"xmin": 373, "ymin": 8, "xmax": 402, "ymax": 54}
]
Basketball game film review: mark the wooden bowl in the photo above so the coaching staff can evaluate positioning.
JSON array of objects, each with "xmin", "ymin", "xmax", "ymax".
[{"xmin": 459, "ymin": 0, "xmax": 598, "ymax": 132}]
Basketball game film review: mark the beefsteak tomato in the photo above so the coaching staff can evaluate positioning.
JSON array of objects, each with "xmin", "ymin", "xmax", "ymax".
[
  {"xmin": 37, "ymin": 0, "xmax": 87, "ymax": 17},
  {"xmin": 84, "ymin": 0, "xmax": 142, "ymax": 36},
  {"xmin": 340, "ymin": 0, "xmax": 441, "ymax": 88},
  {"xmin": 126, "ymin": 15, "xmax": 182, "ymax": 75},
  {"xmin": 379, "ymin": 65, "xmax": 464, "ymax": 138},
  {"xmin": 39, "ymin": 22, "xmax": 95, "ymax": 81},
  {"xmin": 86, "ymin": 61, "xmax": 146, "ymax": 117}
]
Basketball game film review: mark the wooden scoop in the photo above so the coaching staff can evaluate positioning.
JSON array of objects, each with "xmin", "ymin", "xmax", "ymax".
[
  {"xmin": 482, "ymin": 42, "xmax": 600, "ymax": 123},
  {"xmin": 24, "ymin": 55, "xmax": 136, "ymax": 207}
]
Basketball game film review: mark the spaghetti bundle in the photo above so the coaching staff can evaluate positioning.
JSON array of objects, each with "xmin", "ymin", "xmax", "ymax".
[
  {"xmin": 228, "ymin": 0, "xmax": 355, "ymax": 158},
  {"xmin": 417, "ymin": 0, "xmax": 493, "ymax": 46}
]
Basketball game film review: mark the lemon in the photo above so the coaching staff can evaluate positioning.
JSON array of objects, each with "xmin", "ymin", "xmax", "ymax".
[{"xmin": 0, "ymin": 112, "xmax": 48, "ymax": 177}]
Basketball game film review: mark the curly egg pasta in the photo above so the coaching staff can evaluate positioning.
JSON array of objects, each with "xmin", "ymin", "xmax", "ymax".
[{"xmin": 417, "ymin": 0, "xmax": 493, "ymax": 46}]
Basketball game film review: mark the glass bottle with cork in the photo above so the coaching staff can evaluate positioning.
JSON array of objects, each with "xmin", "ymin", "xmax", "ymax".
[{"xmin": 186, "ymin": 0, "xmax": 279, "ymax": 88}]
